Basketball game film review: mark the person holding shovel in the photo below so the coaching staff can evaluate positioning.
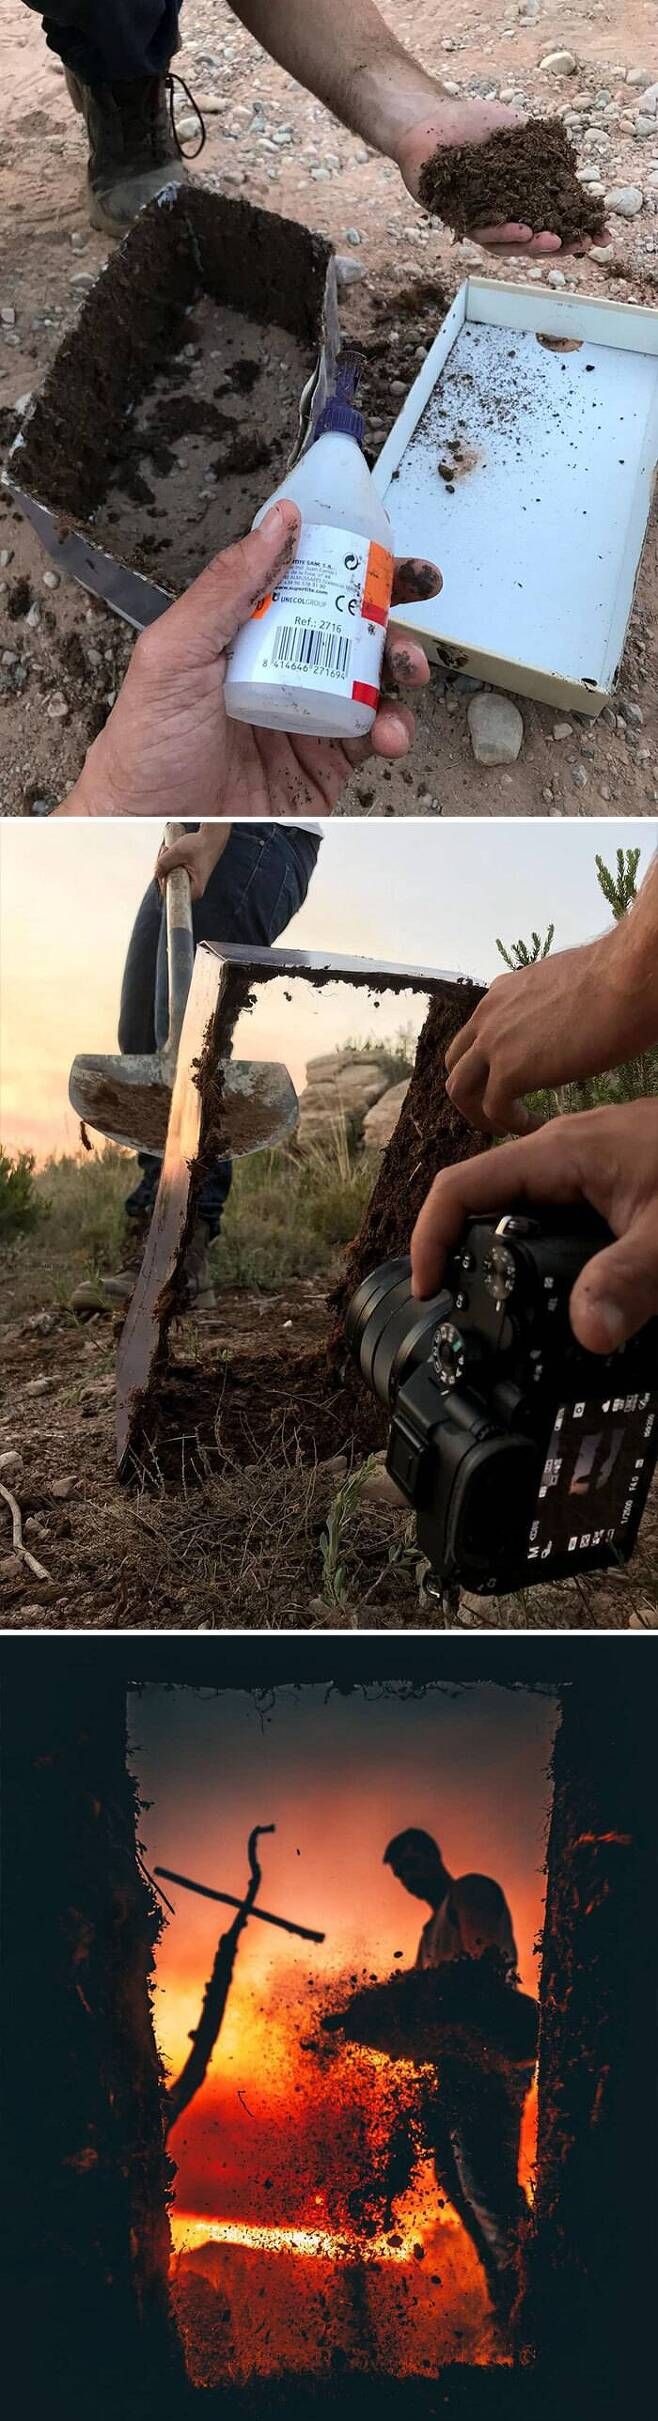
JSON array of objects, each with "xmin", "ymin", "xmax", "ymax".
[
  {"xmin": 26, "ymin": 0, "xmax": 571, "ymax": 252},
  {"xmin": 384, "ymin": 1827, "xmax": 533, "ymax": 2328},
  {"xmin": 72, "ymin": 814, "xmax": 322, "ymax": 1313}
]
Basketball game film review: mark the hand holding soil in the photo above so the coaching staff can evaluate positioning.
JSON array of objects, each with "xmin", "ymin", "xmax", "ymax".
[
  {"xmin": 399, "ymin": 104, "xmax": 605, "ymax": 256},
  {"xmin": 54, "ymin": 509, "xmax": 441, "ymax": 821}
]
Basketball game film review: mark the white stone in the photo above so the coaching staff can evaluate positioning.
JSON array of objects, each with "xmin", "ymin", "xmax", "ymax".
[
  {"xmin": 627, "ymin": 67, "xmax": 653, "ymax": 88},
  {"xmin": 634, "ymin": 119, "xmax": 656, "ymax": 138},
  {"xmin": 638, "ymin": 83, "xmax": 658, "ymax": 112},
  {"xmin": 547, "ymin": 268, "xmax": 567, "ymax": 286},
  {"xmin": 345, "ymin": 227, "xmax": 362, "ymax": 246},
  {"xmin": 467, "ymin": 692, "xmax": 523, "ymax": 766},
  {"xmin": 335, "ymin": 255, "xmax": 365, "ymax": 288},
  {"xmin": 42, "ymin": 569, "xmax": 59, "ymax": 590},
  {"xmin": 604, "ymin": 185, "xmax": 643, "ymax": 215},
  {"xmin": 553, "ymin": 721, "xmax": 573, "ymax": 740},
  {"xmin": 590, "ymin": 244, "xmax": 614, "ymax": 262},
  {"xmin": 363, "ymin": 1079, "xmax": 410, "ymax": 1150},
  {"xmin": 1, "ymin": 305, "xmax": 16, "ymax": 326},
  {"xmin": 46, "ymin": 693, "xmax": 69, "ymax": 720},
  {"xmin": 0, "ymin": 1449, "xmax": 23, "ymax": 1481},
  {"xmin": 539, "ymin": 50, "xmax": 577, "ymax": 76}
]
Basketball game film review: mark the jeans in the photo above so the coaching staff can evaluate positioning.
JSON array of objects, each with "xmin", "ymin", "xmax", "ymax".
[
  {"xmin": 24, "ymin": 3, "xmax": 182, "ymax": 83},
  {"xmin": 426, "ymin": 2065, "xmax": 531, "ymax": 2317},
  {"xmin": 118, "ymin": 824, "xmax": 319, "ymax": 1239}
]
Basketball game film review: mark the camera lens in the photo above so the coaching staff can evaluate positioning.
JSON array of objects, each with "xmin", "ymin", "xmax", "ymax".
[{"xmin": 346, "ymin": 1258, "xmax": 448, "ymax": 1408}]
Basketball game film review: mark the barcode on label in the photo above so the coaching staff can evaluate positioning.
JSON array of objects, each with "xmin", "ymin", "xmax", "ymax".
[{"xmin": 272, "ymin": 623, "xmax": 352, "ymax": 680}]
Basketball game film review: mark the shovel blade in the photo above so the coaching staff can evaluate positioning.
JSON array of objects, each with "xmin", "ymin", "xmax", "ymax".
[{"xmin": 69, "ymin": 1053, "xmax": 298, "ymax": 1157}]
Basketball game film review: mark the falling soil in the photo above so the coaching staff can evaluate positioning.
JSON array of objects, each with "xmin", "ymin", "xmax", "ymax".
[
  {"xmin": 323, "ymin": 1963, "xmax": 539, "ymax": 2080},
  {"xmin": 418, "ymin": 120, "xmax": 606, "ymax": 246}
]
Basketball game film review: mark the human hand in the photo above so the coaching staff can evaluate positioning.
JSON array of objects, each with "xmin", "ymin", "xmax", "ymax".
[
  {"xmin": 411, "ymin": 1100, "xmax": 658, "ymax": 1354},
  {"xmin": 444, "ymin": 920, "xmax": 656, "ymax": 1136},
  {"xmin": 59, "ymin": 507, "xmax": 441, "ymax": 820},
  {"xmin": 396, "ymin": 99, "xmax": 587, "ymax": 256},
  {"xmin": 155, "ymin": 824, "xmax": 230, "ymax": 901}
]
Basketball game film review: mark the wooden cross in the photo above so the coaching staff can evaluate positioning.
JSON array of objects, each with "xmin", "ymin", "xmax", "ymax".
[
  {"xmin": 155, "ymin": 1850, "xmax": 325, "ymax": 1944},
  {"xmin": 157, "ymin": 1827, "xmax": 325, "ymax": 2132}
]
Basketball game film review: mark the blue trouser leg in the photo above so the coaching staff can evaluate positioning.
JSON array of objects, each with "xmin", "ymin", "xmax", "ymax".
[
  {"xmin": 118, "ymin": 824, "xmax": 320, "ymax": 1240},
  {"xmin": 22, "ymin": 3, "xmax": 181, "ymax": 83},
  {"xmin": 428, "ymin": 2068, "xmax": 530, "ymax": 2314}
]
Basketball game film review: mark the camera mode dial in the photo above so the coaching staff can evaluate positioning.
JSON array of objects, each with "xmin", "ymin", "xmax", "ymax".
[
  {"xmin": 432, "ymin": 1321, "xmax": 467, "ymax": 1389},
  {"xmin": 483, "ymin": 1242, "xmax": 516, "ymax": 1306}
]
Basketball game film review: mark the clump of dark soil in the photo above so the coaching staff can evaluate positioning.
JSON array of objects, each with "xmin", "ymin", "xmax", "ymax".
[
  {"xmin": 418, "ymin": 119, "xmax": 606, "ymax": 244},
  {"xmin": 142, "ymin": 1345, "xmax": 386, "ymax": 1487},
  {"xmin": 323, "ymin": 1962, "xmax": 539, "ymax": 2079},
  {"xmin": 6, "ymin": 575, "xmax": 32, "ymax": 621}
]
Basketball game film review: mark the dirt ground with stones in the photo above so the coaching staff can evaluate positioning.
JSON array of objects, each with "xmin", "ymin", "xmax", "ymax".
[
  {"xmin": 2, "ymin": 1264, "xmax": 655, "ymax": 1629},
  {"xmin": 1, "ymin": 0, "xmax": 658, "ymax": 819}
]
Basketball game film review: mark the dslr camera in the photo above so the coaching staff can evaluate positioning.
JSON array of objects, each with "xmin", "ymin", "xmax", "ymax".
[{"xmin": 346, "ymin": 1207, "xmax": 658, "ymax": 1598}]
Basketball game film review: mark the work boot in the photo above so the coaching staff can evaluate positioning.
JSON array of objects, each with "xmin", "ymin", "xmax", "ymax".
[
  {"xmin": 70, "ymin": 1211, "xmax": 149, "ymax": 1316},
  {"xmin": 64, "ymin": 69, "xmax": 203, "ymax": 237},
  {"xmin": 103, "ymin": 1217, "xmax": 216, "ymax": 1310}
]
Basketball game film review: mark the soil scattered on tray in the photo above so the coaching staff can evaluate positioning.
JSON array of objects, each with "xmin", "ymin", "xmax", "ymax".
[{"xmin": 418, "ymin": 119, "xmax": 606, "ymax": 245}]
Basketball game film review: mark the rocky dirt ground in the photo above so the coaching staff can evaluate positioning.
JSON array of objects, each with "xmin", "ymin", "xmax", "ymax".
[
  {"xmin": 1, "ymin": 1252, "xmax": 656, "ymax": 1629},
  {"xmin": 1, "ymin": 0, "xmax": 657, "ymax": 818}
]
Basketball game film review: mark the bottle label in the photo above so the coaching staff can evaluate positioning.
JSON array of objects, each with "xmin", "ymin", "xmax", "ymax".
[{"xmin": 229, "ymin": 524, "xmax": 394, "ymax": 708}]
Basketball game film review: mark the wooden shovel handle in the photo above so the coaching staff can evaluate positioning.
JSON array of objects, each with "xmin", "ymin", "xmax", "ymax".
[{"xmin": 163, "ymin": 819, "xmax": 195, "ymax": 1064}]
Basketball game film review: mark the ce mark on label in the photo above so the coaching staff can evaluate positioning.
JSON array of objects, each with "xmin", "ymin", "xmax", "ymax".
[{"xmin": 335, "ymin": 593, "xmax": 360, "ymax": 615}]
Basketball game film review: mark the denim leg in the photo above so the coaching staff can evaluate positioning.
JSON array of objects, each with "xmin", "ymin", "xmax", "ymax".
[
  {"xmin": 121, "ymin": 827, "xmax": 319, "ymax": 1237},
  {"xmin": 24, "ymin": 3, "xmax": 181, "ymax": 82},
  {"xmin": 446, "ymin": 2072, "xmax": 528, "ymax": 2309}
]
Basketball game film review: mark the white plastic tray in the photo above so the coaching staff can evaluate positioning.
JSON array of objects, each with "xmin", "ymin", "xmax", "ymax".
[{"xmin": 374, "ymin": 277, "xmax": 658, "ymax": 716}]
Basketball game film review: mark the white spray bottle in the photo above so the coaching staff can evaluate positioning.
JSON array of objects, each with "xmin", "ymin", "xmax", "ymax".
[{"xmin": 224, "ymin": 357, "xmax": 394, "ymax": 742}]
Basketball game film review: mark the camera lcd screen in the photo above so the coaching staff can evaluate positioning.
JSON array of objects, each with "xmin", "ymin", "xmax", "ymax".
[{"xmin": 527, "ymin": 1391, "xmax": 658, "ymax": 1563}]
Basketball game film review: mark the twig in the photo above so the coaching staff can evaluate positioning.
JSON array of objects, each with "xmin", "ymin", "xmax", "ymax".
[
  {"xmin": 165, "ymin": 1822, "xmax": 275, "ymax": 2134},
  {"xmin": 0, "ymin": 1482, "xmax": 50, "ymax": 1583}
]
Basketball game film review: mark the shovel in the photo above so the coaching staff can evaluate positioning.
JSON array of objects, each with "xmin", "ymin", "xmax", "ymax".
[{"xmin": 69, "ymin": 823, "xmax": 298, "ymax": 1158}]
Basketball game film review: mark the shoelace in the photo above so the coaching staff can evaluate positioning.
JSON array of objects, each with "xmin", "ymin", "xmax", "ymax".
[{"xmin": 166, "ymin": 71, "xmax": 207, "ymax": 161}]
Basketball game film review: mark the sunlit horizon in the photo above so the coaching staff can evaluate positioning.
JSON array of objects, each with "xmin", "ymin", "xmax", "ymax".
[{"xmin": 2, "ymin": 817, "xmax": 653, "ymax": 1163}]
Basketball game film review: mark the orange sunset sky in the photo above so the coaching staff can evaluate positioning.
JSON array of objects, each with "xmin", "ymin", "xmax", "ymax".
[
  {"xmin": 1, "ymin": 818, "xmax": 653, "ymax": 1164},
  {"xmin": 129, "ymin": 1680, "xmax": 558, "ymax": 2234}
]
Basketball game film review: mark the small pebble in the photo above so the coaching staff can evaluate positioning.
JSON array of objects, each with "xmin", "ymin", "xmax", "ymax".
[
  {"xmin": 539, "ymin": 50, "xmax": 576, "ymax": 76},
  {"xmin": 468, "ymin": 692, "xmax": 523, "ymax": 766},
  {"xmin": 1, "ymin": 305, "xmax": 16, "ymax": 326},
  {"xmin": 553, "ymin": 721, "xmax": 573, "ymax": 741},
  {"xmin": 46, "ymin": 693, "xmax": 69, "ymax": 721},
  {"xmin": 604, "ymin": 185, "xmax": 643, "ymax": 215},
  {"xmin": 42, "ymin": 570, "xmax": 59, "ymax": 590}
]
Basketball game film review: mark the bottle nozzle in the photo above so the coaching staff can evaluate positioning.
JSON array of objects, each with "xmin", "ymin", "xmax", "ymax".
[{"xmin": 314, "ymin": 350, "xmax": 365, "ymax": 448}]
